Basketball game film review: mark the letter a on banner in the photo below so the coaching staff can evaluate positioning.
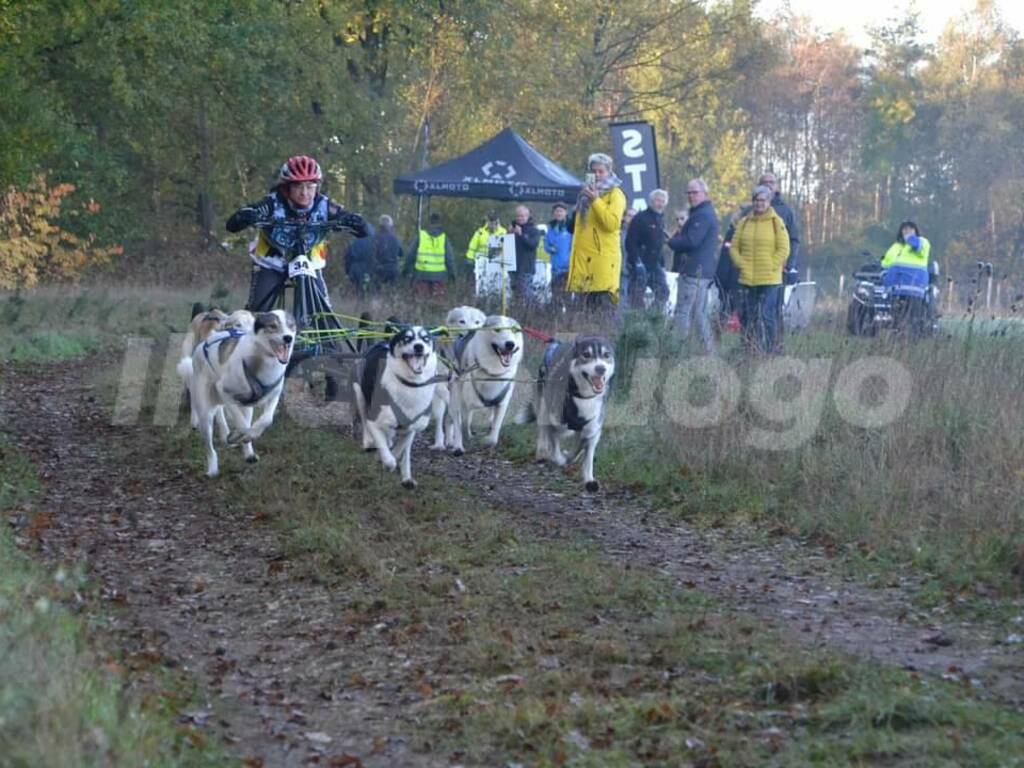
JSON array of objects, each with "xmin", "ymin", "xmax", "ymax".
[{"xmin": 609, "ymin": 122, "xmax": 660, "ymax": 212}]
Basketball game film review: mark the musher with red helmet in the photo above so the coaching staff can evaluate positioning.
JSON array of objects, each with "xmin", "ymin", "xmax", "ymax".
[{"xmin": 226, "ymin": 155, "xmax": 368, "ymax": 315}]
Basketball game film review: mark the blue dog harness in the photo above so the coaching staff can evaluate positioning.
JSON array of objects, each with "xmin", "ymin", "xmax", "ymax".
[
  {"xmin": 201, "ymin": 327, "xmax": 247, "ymax": 368},
  {"xmin": 201, "ymin": 328, "xmax": 284, "ymax": 406}
]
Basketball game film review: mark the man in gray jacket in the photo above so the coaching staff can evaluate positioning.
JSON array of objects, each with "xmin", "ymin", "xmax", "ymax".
[{"xmin": 668, "ymin": 179, "xmax": 720, "ymax": 352}]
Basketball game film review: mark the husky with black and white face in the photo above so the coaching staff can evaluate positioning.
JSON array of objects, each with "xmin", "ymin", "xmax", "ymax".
[
  {"xmin": 352, "ymin": 325, "xmax": 438, "ymax": 489},
  {"xmin": 525, "ymin": 336, "xmax": 615, "ymax": 492},
  {"xmin": 430, "ymin": 306, "xmax": 487, "ymax": 451},
  {"xmin": 447, "ymin": 315, "xmax": 524, "ymax": 455},
  {"xmin": 187, "ymin": 309, "xmax": 296, "ymax": 477}
]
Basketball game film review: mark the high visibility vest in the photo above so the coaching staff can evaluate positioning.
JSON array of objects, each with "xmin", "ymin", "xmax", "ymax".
[
  {"xmin": 415, "ymin": 231, "xmax": 447, "ymax": 273},
  {"xmin": 881, "ymin": 238, "xmax": 930, "ymax": 270},
  {"xmin": 466, "ymin": 225, "xmax": 505, "ymax": 262}
]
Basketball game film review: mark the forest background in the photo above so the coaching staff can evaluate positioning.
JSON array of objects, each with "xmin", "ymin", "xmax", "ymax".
[{"xmin": 2, "ymin": 0, "xmax": 1023, "ymax": 293}]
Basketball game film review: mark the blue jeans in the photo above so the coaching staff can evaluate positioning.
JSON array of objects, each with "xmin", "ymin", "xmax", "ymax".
[{"xmin": 740, "ymin": 285, "xmax": 782, "ymax": 354}]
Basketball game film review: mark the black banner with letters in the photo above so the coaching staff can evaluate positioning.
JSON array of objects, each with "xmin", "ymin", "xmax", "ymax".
[{"xmin": 609, "ymin": 121, "xmax": 661, "ymax": 212}]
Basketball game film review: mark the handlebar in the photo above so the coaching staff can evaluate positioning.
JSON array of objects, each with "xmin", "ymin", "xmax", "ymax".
[{"xmin": 251, "ymin": 219, "xmax": 360, "ymax": 235}]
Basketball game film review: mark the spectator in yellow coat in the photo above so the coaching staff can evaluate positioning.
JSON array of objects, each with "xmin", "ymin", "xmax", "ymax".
[
  {"xmin": 566, "ymin": 152, "xmax": 627, "ymax": 310},
  {"xmin": 730, "ymin": 185, "xmax": 790, "ymax": 353}
]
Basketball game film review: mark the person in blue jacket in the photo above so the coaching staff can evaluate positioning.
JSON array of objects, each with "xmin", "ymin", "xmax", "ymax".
[
  {"xmin": 668, "ymin": 179, "xmax": 720, "ymax": 352},
  {"xmin": 544, "ymin": 202, "xmax": 573, "ymax": 299}
]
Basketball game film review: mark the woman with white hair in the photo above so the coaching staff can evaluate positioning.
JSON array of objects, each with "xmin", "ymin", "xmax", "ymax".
[
  {"xmin": 566, "ymin": 152, "xmax": 627, "ymax": 309},
  {"xmin": 730, "ymin": 184, "xmax": 790, "ymax": 353}
]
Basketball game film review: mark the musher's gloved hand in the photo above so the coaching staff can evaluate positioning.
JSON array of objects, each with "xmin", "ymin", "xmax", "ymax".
[
  {"xmin": 333, "ymin": 211, "xmax": 368, "ymax": 237},
  {"xmin": 226, "ymin": 200, "xmax": 273, "ymax": 232}
]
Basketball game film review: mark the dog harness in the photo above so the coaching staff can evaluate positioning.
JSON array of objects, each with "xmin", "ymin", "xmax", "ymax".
[
  {"xmin": 455, "ymin": 330, "xmax": 513, "ymax": 407},
  {"xmin": 237, "ymin": 360, "xmax": 285, "ymax": 406},
  {"xmin": 375, "ymin": 387, "xmax": 432, "ymax": 429},
  {"xmin": 201, "ymin": 327, "xmax": 247, "ymax": 367},
  {"xmin": 472, "ymin": 379, "xmax": 511, "ymax": 408},
  {"xmin": 201, "ymin": 328, "xmax": 284, "ymax": 406},
  {"xmin": 540, "ymin": 341, "xmax": 599, "ymax": 432},
  {"xmin": 360, "ymin": 344, "xmax": 433, "ymax": 429}
]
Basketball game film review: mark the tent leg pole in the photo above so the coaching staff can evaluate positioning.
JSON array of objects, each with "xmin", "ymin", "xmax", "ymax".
[{"xmin": 416, "ymin": 195, "xmax": 423, "ymax": 231}]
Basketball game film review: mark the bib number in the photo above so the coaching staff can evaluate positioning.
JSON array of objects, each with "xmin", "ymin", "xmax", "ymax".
[{"xmin": 288, "ymin": 256, "xmax": 315, "ymax": 279}]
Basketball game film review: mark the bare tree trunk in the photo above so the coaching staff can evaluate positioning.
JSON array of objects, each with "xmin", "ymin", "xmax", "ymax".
[{"xmin": 196, "ymin": 100, "xmax": 216, "ymax": 248}]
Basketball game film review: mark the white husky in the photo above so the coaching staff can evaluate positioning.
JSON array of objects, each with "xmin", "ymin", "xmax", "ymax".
[
  {"xmin": 447, "ymin": 315, "xmax": 524, "ymax": 455},
  {"xmin": 430, "ymin": 306, "xmax": 486, "ymax": 450},
  {"xmin": 186, "ymin": 309, "xmax": 295, "ymax": 477},
  {"xmin": 178, "ymin": 307, "xmax": 255, "ymax": 432}
]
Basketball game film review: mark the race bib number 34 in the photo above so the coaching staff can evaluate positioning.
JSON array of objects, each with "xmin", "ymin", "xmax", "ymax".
[{"xmin": 288, "ymin": 257, "xmax": 314, "ymax": 279}]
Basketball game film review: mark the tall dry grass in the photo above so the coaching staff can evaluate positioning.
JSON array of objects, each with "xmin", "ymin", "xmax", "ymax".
[{"xmin": 606, "ymin": 305, "xmax": 1024, "ymax": 587}]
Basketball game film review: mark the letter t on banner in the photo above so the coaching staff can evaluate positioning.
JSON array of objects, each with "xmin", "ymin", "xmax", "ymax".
[{"xmin": 609, "ymin": 122, "xmax": 660, "ymax": 212}]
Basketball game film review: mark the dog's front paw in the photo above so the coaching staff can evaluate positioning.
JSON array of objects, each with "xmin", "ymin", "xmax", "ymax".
[
  {"xmin": 401, "ymin": 478, "xmax": 417, "ymax": 490},
  {"xmin": 452, "ymin": 447, "xmax": 464, "ymax": 457},
  {"xmin": 227, "ymin": 429, "xmax": 251, "ymax": 447},
  {"xmin": 585, "ymin": 480, "xmax": 600, "ymax": 493},
  {"xmin": 428, "ymin": 442, "xmax": 446, "ymax": 452},
  {"xmin": 245, "ymin": 454, "xmax": 260, "ymax": 464},
  {"xmin": 381, "ymin": 456, "xmax": 398, "ymax": 471}
]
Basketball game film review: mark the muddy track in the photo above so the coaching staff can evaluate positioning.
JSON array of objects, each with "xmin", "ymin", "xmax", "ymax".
[{"xmin": 3, "ymin": 359, "xmax": 1024, "ymax": 768}]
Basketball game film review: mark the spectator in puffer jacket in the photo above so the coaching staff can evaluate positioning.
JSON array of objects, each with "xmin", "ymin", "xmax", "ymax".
[
  {"xmin": 758, "ymin": 171, "xmax": 800, "ymax": 285},
  {"xmin": 730, "ymin": 185, "xmax": 790, "ymax": 354}
]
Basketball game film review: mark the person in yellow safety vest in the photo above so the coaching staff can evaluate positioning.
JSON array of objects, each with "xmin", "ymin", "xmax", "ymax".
[
  {"xmin": 881, "ymin": 220, "xmax": 931, "ymax": 300},
  {"xmin": 465, "ymin": 212, "xmax": 506, "ymax": 269},
  {"xmin": 404, "ymin": 212, "xmax": 456, "ymax": 299}
]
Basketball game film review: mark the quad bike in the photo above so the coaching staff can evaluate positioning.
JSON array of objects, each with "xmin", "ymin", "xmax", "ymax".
[{"xmin": 846, "ymin": 253, "xmax": 940, "ymax": 338}]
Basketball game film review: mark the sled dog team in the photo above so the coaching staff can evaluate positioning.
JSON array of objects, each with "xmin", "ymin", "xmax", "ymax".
[{"xmin": 177, "ymin": 304, "xmax": 615, "ymax": 491}]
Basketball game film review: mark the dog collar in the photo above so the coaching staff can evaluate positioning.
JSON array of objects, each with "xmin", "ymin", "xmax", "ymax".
[{"xmin": 395, "ymin": 374, "xmax": 441, "ymax": 388}]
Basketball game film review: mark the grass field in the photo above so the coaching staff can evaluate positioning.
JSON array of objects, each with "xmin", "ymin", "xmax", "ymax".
[
  {"xmin": 4, "ymin": 284, "xmax": 1023, "ymax": 594},
  {"xmin": 5, "ymin": 284, "xmax": 1024, "ymax": 764},
  {"xmin": 159, "ymin": 408, "xmax": 1024, "ymax": 766}
]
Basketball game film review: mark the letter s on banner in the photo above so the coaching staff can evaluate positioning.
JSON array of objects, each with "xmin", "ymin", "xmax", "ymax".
[
  {"xmin": 621, "ymin": 129, "xmax": 643, "ymax": 158},
  {"xmin": 609, "ymin": 121, "xmax": 660, "ymax": 212}
]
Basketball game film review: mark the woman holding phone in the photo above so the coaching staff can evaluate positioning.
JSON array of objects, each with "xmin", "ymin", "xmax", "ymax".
[{"xmin": 566, "ymin": 152, "xmax": 627, "ymax": 309}]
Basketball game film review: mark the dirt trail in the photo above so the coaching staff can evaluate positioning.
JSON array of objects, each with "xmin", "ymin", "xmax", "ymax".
[
  {"xmin": 3, "ymin": 359, "xmax": 1023, "ymax": 767},
  {"xmin": 419, "ymin": 446, "xmax": 1024, "ymax": 705},
  {"xmin": 2, "ymin": 360, "xmax": 441, "ymax": 768}
]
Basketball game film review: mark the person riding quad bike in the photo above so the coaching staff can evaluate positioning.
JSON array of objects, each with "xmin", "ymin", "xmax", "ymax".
[{"xmin": 226, "ymin": 154, "xmax": 368, "ymax": 323}]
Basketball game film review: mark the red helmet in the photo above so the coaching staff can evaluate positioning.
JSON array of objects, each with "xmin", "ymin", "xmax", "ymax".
[{"xmin": 278, "ymin": 155, "xmax": 322, "ymax": 185}]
